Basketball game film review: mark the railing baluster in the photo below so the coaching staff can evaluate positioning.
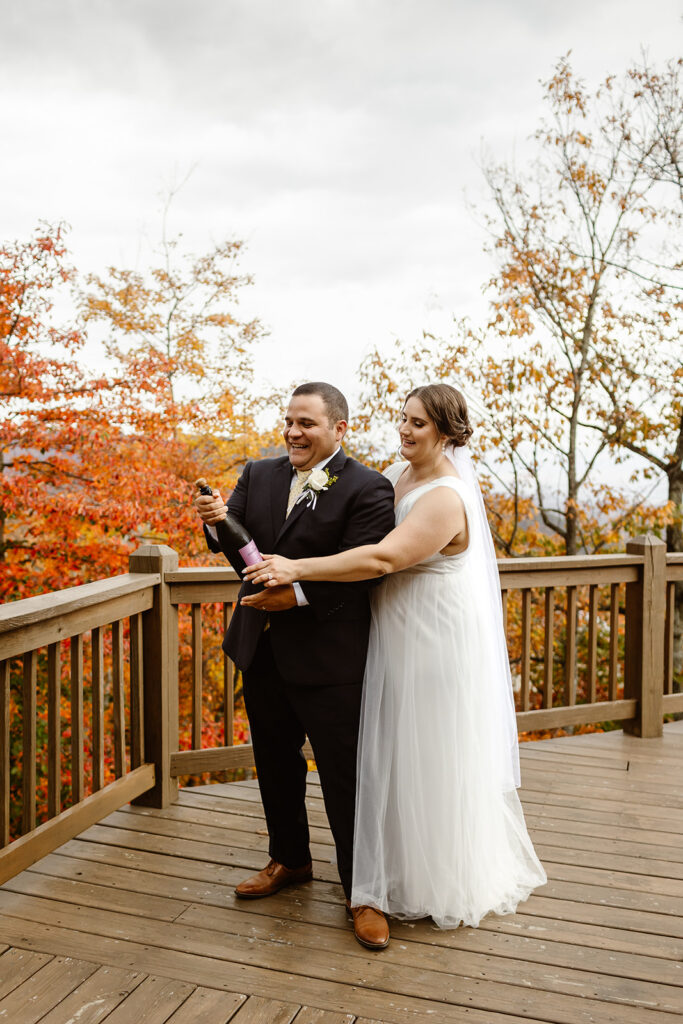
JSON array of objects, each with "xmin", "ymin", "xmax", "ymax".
[
  {"xmin": 47, "ymin": 642, "xmax": 61, "ymax": 818},
  {"xmin": 130, "ymin": 613, "xmax": 145, "ymax": 768},
  {"xmin": 521, "ymin": 589, "xmax": 531, "ymax": 712},
  {"xmin": 191, "ymin": 604, "xmax": 202, "ymax": 750},
  {"xmin": 501, "ymin": 589, "xmax": 508, "ymax": 635},
  {"xmin": 70, "ymin": 635, "xmax": 84, "ymax": 803},
  {"xmin": 0, "ymin": 660, "xmax": 9, "ymax": 847},
  {"xmin": 624, "ymin": 535, "xmax": 666, "ymax": 737},
  {"xmin": 22, "ymin": 650, "xmax": 37, "ymax": 834},
  {"xmin": 92, "ymin": 626, "xmax": 104, "ymax": 791},
  {"xmin": 587, "ymin": 585, "xmax": 598, "ymax": 705},
  {"xmin": 665, "ymin": 581, "xmax": 675, "ymax": 696},
  {"xmin": 565, "ymin": 586, "xmax": 577, "ymax": 706},
  {"xmin": 543, "ymin": 588, "xmax": 554, "ymax": 709},
  {"xmin": 112, "ymin": 620, "xmax": 126, "ymax": 778},
  {"xmin": 609, "ymin": 583, "xmax": 619, "ymax": 701},
  {"xmin": 223, "ymin": 602, "xmax": 234, "ymax": 746}
]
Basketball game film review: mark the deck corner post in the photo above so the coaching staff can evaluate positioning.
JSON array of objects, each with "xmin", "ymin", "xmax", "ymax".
[
  {"xmin": 129, "ymin": 544, "xmax": 179, "ymax": 806},
  {"xmin": 624, "ymin": 534, "xmax": 666, "ymax": 738}
]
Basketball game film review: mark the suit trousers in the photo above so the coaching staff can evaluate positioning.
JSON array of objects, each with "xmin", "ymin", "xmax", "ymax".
[{"xmin": 242, "ymin": 629, "xmax": 363, "ymax": 898}]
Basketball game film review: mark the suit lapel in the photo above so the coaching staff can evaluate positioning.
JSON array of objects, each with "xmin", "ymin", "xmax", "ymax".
[
  {"xmin": 270, "ymin": 458, "xmax": 293, "ymax": 544},
  {"xmin": 274, "ymin": 448, "xmax": 348, "ymax": 547}
]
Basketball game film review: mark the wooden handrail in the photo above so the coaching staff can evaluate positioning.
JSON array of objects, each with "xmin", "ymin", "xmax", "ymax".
[
  {"xmin": 0, "ymin": 573, "xmax": 160, "ymax": 633},
  {"xmin": 0, "ymin": 574, "xmax": 160, "ymax": 662},
  {"xmin": 497, "ymin": 553, "xmax": 644, "ymax": 573}
]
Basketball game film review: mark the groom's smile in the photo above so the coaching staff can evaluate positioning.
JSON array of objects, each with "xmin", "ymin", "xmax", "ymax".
[{"xmin": 283, "ymin": 393, "xmax": 347, "ymax": 471}]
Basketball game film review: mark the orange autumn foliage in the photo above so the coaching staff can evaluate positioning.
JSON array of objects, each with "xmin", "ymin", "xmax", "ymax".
[{"xmin": 1, "ymin": 223, "xmax": 275, "ymax": 830}]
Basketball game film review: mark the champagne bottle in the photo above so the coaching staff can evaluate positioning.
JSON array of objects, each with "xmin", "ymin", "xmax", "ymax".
[{"xmin": 195, "ymin": 478, "xmax": 263, "ymax": 573}]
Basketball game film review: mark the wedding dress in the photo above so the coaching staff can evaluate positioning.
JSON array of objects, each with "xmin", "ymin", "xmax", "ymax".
[{"xmin": 351, "ymin": 461, "xmax": 547, "ymax": 928}]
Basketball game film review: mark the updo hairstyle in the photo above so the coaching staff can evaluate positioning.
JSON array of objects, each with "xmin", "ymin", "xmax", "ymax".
[{"xmin": 405, "ymin": 383, "xmax": 473, "ymax": 448}]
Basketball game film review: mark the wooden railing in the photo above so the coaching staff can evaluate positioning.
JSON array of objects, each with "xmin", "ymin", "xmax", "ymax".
[
  {"xmin": 0, "ymin": 536, "xmax": 681, "ymax": 885},
  {"xmin": 0, "ymin": 567, "xmax": 160, "ymax": 883}
]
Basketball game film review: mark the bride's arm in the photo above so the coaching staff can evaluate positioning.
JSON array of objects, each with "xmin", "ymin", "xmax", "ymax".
[{"xmin": 243, "ymin": 488, "xmax": 466, "ymax": 587}]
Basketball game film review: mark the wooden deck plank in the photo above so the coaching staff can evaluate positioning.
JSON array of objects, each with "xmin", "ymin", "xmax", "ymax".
[
  {"xmin": 85, "ymin": 811, "xmax": 683, "ymax": 901},
  {"xmin": 0, "ymin": 891, "xmax": 677, "ymax": 1023},
  {"xmin": 165, "ymin": 986, "xmax": 247, "ymax": 1023},
  {"xmin": 9, "ymin": 859, "xmax": 683, "ymax": 989},
  {"xmin": 114, "ymin": 802, "xmax": 683, "ymax": 883},
  {"xmin": 0, "ymin": 729, "xmax": 680, "ymax": 1024},
  {"xmin": 519, "ymin": 769, "xmax": 683, "ymax": 805},
  {"xmin": 175, "ymin": 900, "xmax": 683, "ymax": 997},
  {"xmin": 0, "ymin": 953, "xmax": 97, "ymax": 1024},
  {"xmin": 538, "ymin": 847, "xmax": 683, "ymax": 886},
  {"xmin": 121, "ymin": 799, "xmax": 683, "ymax": 872},
  {"xmin": 3, "ymin": 868, "xmax": 191, "ymax": 921},
  {"xmin": 99, "ymin": 787, "xmax": 683, "ymax": 885},
  {"xmin": 530, "ymin": 734, "xmax": 683, "ymax": 764},
  {"xmin": 103, "ymin": 975, "xmax": 197, "ymax": 1024},
  {"xmin": 0, "ymin": 915, "xmax": 551, "ymax": 1024},
  {"xmin": 25, "ymin": 853, "xmax": 683, "ymax": 965},
  {"xmin": 52, "ymin": 837, "xmax": 269, "ymax": 888},
  {"xmin": 292, "ymin": 1009, "xmax": 355, "ymax": 1024},
  {"xmin": 0, "ymin": 947, "xmax": 53, "ymax": 1000},
  {"xmin": 119, "ymin": 800, "xmax": 333, "ymax": 845},
  {"xmin": 45, "ymin": 835, "xmax": 683, "ymax": 938},
  {"xmin": 75, "ymin": 823, "xmax": 341, "ymax": 884},
  {"xmin": 230, "ymin": 995, "xmax": 300, "ymax": 1023},
  {"xmin": 37, "ymin": 964, "xmax": 145, "ymax": 1024},
  {"xmin": 524, "ymin": 814, "xmax": 683, "ymax": 855},
  {"xmin": 175, "ymin": 788, "xmax": 331, "ymax": 830},
  {"xmin": 199, "ymin": 774, "xmax": 683, "ymax": 837},
  {"xmin": 102, "ymin": 806, "xmax": 334, "ymax": 852},
  {"xmin": 524, "ymin": 799, "xmax": 683, "ymax": 838}
]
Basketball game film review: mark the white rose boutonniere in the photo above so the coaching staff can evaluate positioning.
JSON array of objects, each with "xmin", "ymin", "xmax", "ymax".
[{"xmin": 296, "ymin": 467, "xmax": 339, "ymax": 511}]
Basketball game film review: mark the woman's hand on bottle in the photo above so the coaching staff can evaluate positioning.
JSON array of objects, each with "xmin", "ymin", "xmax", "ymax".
[
  {"xmin": 194, "ymin": 488, "xmax": 228, "ymax": 524},
  {"xmin": 243, "ymin": 555, "xmax": 299, "ymax": 587}
]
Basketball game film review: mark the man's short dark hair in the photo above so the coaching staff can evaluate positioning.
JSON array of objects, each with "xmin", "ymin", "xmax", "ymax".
[{"xmin": 292, "ymin": 382, "xmax": 349, "ymax": 424}]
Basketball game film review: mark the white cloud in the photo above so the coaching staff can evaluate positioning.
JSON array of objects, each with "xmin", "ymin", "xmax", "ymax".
[{"xmin": 1, "ymin": 0, "xmax": 680, "ymax": 410}]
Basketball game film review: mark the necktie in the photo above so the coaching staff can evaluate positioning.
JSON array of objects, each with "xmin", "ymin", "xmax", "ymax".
[{"xmin": 287, "ymin": 469, "xmax": 312, "ymax": 516}]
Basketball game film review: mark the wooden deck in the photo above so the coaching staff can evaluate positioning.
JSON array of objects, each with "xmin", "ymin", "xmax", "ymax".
[{"xmin": 0, "ymin": 725, "xmax": 681, "ymax": 1024}]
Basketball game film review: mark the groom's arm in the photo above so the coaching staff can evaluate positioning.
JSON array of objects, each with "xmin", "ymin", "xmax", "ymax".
[
  {"xmin": 298, "ymin": 474, "xmax": 395, "ymax": 619},
  {"xmin": 201, "ymin": 461, "xmax": 252, "ymax": 554}
]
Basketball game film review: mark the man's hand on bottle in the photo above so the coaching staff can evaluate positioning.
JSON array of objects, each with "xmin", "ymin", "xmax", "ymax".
[{"xmin": 194, "ymin": 488, "xmax": 228, "ymax": 525}]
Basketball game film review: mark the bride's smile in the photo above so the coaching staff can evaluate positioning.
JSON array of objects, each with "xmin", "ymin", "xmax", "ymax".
[{"xmin": 399, "ymin": 396, "xmax": 447, "ymax": 469}]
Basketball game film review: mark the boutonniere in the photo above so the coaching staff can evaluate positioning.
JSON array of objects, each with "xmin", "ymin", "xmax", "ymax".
[{"xmin": 297, "ymin": 468, "xmax": 339, "ymax": 511}]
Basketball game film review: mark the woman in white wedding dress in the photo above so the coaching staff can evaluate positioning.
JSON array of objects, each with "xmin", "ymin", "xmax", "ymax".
[{"xmin": 244, "ymin": 384, "xmax": 546, "ymax": 931}]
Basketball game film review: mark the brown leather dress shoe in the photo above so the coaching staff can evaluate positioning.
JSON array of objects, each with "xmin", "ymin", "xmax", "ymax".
[
  {"xmin": 234, "ymin": 859, "xmax": 313, "ymax": 898},
  {"xmin": 346, "ymin": 900, "xmax": 390, "ymax": 950}
]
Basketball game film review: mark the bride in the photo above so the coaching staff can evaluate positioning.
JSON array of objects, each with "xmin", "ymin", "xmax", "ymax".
[{"xmin": 244, "ymin": 383, "xmax": 546, "ymax": 935}]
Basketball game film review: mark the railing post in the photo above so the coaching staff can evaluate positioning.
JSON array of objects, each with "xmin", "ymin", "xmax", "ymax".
[
  {"xmin": 624, "ymin": 534, "xmax": 666, "ymax": 738},
  {"xmin": 129, "ymin": 544, "xmax": 179, "ymax": 806}
]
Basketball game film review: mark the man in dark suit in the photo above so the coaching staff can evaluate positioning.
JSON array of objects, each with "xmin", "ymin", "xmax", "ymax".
[{"xmin": 195, "ymin": 382, "xmax": 395, "ymax": 949}]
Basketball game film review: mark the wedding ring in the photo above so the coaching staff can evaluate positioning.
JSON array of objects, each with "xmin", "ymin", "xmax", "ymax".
[{"xmin": 267, "ymin": 573, "xmax": 273, "ymax": 580}]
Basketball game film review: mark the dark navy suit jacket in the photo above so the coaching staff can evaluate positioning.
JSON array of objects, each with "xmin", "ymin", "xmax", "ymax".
[{"xmin": 204, "ymin": 448, "xmax": 396, "ymax": 687}]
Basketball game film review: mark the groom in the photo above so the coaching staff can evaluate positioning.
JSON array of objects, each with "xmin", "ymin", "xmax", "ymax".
[{"xmin": 194, "ymin": 382, "xmax": 395, "ymax": 949}]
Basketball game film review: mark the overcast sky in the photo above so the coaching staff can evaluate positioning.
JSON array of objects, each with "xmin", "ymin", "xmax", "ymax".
[{"xmin": 2, "ymin": 0, "xmax": 681, "ymax": 407}]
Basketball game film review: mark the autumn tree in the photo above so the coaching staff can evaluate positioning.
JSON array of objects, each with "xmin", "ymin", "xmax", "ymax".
[
  {"xmin": 79, "ymin": 225, "xmax": 275, "ymax": 494},
  {"xmin": 359, "ymin": 55, "xmax": 681, "ymax": 562},
  {"xmin": 79, "ymin": 228, "xmax": 278, "ymax": 765},
  {"xmin": 0, "ymin": 222, "xmax": 116, "ymax": 600},
  {"xmin": 0, "ymin": 223, "xmax": 268, "ymax": 828}
]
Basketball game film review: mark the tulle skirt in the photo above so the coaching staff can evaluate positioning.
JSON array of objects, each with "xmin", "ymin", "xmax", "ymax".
[{"xmin": 351, "ymin": 564, "xmax": 547, "ymax": 928}]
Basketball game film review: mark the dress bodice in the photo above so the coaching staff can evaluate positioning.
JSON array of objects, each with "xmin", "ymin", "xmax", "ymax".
[{"xmin": 383, "ymin": 461, "xmax": 475, "ymax": 573}]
